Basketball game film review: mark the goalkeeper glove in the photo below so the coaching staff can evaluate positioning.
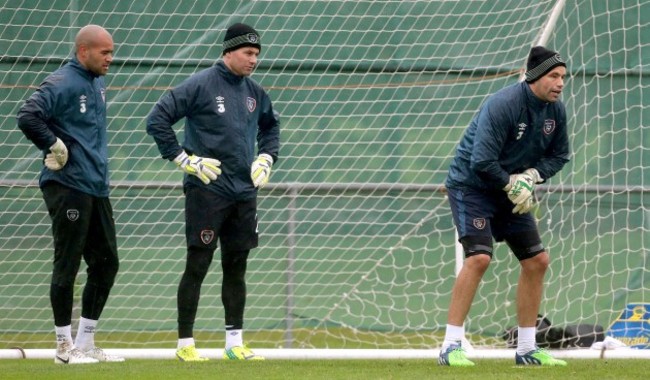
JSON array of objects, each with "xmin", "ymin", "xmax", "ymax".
[
  {"xmin": 503, "ymin": 173, "xmax": 534, "ymax": 205},
  {"xmin": 44, "ymin": 137, "xmax": 68, "ymax": 171},
  {"xmin": 524, "ymin": 168, "xmax": 543, "ymax": 184},
  {"xmin": 173, "ymin": 151, "xmax": 221, "ymax": 185},
  {"xmin": 512, "ymin": 194, "xmax": 537, "ymax": 214},
  {"xmin": 251, "ymin": 153, "xmax": 273, "ymax": 188}
]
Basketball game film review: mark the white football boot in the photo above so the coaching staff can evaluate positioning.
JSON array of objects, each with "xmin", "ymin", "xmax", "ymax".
[
  {"xmin": 54, "ymin": 341, "xmax": 99, "ymax": 364},
  {"xmin": 84, "ymin": 347, "xmax": 125, "ymax": 362}
]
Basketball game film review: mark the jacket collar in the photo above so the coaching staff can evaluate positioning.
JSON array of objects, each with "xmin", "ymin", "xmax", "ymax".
[
  {"xmin": 216, "ymin": 61, "xmax": 245, "ymax": 84},
  {"xmin": 523, "ymin": 81, "xmax": 548, "ymax": 110},
  {"xmin": 69, "ymin": 57, "xmax": 100, "ymax": 80}
]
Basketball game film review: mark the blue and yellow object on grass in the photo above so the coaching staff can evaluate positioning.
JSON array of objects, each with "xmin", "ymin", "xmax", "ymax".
[{"xmin": 607, "ymin": 303, "xmax": 650, "ymax": 349}]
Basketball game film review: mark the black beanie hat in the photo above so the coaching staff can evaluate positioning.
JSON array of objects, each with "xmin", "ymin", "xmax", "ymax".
[
  {"xmin": 525, "ymin": 46, "xmax": 566, "ymax": 83},
  {"xmin": 222, "ymin": 23, "xmax": 261, "ymax": 54}
]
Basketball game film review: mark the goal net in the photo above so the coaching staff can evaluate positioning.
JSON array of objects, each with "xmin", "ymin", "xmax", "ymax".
[{"xmin": 1, "ymin": 0, "xmax": 647, "ymax": 354}]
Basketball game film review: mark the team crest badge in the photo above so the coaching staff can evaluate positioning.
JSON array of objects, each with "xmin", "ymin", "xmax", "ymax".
[
  {"xmin": 100, "ymin": 88, "xmax": 106, "ymax": 103},
  {"xmin": 473, "ymin": 218, "xmax": 486, "ymax": 230},
  {"xmin": 66, "ymin": 209, "xmax": 79, "ymax": 222},
  {"xmin": 200, "ymin": 230, "xmax": 215, "ymax": 245},
  {"xmin": 543, "ymin": 119, "xmax": 556, "ymax": 135},
  {"xmin": 247, "ymin": 97, "xmax": 256, "ymax": 112}
]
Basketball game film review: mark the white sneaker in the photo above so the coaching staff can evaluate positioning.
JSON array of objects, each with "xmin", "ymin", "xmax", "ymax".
[
  {"xmin": 54, "ymin": 342, "xmax": 99, "ymax": 364},
  {"xmin": 84, "ymin": 347, "xmax": 125, "ymax": 362}
]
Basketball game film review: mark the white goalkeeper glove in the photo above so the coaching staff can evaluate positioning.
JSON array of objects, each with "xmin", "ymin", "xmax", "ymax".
[
  {"xmin": 44, "ymin": 137, "xmax": 68, "ymax": 171},
  {"xmin": 524, "ymin": 168, "xmax": 543, "ymax": 184},
  {"xmin": 251, "ymin": 153, "xmax": 273, "ymax": 188},
  {"xmin": 503, "ymin": 173, "xmax": 535, "ymax": 205},
  {"xmin": 173, "ymin": 151, "xmax": 221, "ymax": 185},
  {"xmin": 512, "ymin": 194, "xmax": 537, "ymax": 214},
  {"xmin": 507, "ymin": 168, "xmax": 542, "ymax": 214}
]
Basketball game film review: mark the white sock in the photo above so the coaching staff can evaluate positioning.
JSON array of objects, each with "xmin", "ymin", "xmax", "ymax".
[
  {"xmin": 516, "ymin": 327, "xmax": 537, "ymax": 355},
  {"xmin": 177, "ymin": 337, "xmax": 195, "ymax": 350},
  {"xmin": 442, "ymin": 324, "xmax": 464, "ymax": 351},
  {"xmin": 55, "ymin": 325, "xmax": 73, "ymax": 347},
  {"xmin": 225, "ymin": 329, "xmax": 243, "ymax": 350},
  {"xmin": 74, "ymin": 317, "xmax": 98, "ymax": 351}
]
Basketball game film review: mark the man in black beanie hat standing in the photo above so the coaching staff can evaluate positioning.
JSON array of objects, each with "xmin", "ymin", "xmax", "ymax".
[
  {"xmin": 438, "ymin": 46, "xmax": 569, "ymax": 367},
  {"xmin": 146, "ymin": 22, "xmax": 279, "ymax": 361}
]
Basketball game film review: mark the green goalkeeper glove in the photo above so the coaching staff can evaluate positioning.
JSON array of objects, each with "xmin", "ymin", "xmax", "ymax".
[
  {"xmin": 503, "ymin": 173, "xmax": 534, "ymax": 205},
  {"xmin": 44, "ymin": 137, "xmax": 68, "ymax": 171},
  {"xmin": 173, "ymin": 151, "xmax": 221, "ymax": 185},
  {"xmin": 251, "ymin": 153, "xmax": 273, "ymax": 188}
]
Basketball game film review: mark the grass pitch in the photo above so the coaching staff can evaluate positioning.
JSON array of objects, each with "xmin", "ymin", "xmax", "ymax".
[{"xmin": 1, "ymin": 358, "xmax": 647, "ymax": 380}]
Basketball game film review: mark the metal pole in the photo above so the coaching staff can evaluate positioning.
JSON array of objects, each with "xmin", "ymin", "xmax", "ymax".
[
  {"xmin": 519, "ymin": 0, "xmax": 567, "ymax": 82},
  {"xmin": 284, "ymin": 188, "xmax": 297, "ymax": 348}
]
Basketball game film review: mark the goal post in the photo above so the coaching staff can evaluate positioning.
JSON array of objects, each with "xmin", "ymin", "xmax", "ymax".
[{"xmin": 0, "ymin": 0, "xmax": 648, "ymax": 359}]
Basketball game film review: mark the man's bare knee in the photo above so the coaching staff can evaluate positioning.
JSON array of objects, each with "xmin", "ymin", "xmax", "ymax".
[{"xmin": 464, "ymin": 253, "xmax": 491, "ymax": 274}]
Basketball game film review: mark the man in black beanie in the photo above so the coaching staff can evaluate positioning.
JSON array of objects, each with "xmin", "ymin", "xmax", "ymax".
[
  {"xmin": 525, "ymin": 46, "xmax": 566, "ymax": 84},
  {"xmin": 146, "ymin": 22, "xmax": 279, "ymax": 361},
  {"xmin": 439, "ymin": 46, "xmax": 569, "ymax": 367}
]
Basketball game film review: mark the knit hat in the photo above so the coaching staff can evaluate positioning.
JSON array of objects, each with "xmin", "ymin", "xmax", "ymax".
[
  {"xmin": 525, "ymin": 46, "xmax": 566, "ymax": 83},
  {"xmin": 222, "ymin": 23, "xmax": 261, "ymax": 54}
]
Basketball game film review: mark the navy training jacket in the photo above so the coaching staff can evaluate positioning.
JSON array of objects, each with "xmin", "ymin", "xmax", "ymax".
[
  {"xmin": 146, "ymin": 61, "xmax": 280, "ymax": 201},
  {"xmin": 17, "ymin": 58, "xmax": 110, "ymax": 197},
  {"xmin": 446, "ymin": 81, "xmax": 570, "ymax": 191}
]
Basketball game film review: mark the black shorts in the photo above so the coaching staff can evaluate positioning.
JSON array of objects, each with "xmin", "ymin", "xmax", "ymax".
[
  {"xmin": 41, "ymin": 181, "xmax": 119, "ymax": 288},
  {"xmin": 447, "ymin": 186, "xmax": 544, "ymax": 260},
  {"xmin": 185, "ymin": 186, "xmax": 259, "ymax": 252}
]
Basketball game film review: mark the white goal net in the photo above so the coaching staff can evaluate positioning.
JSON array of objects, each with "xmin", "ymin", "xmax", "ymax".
[{"xmin": 0, "ymin": 0, "xmax": 647, "ymax": 354}]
